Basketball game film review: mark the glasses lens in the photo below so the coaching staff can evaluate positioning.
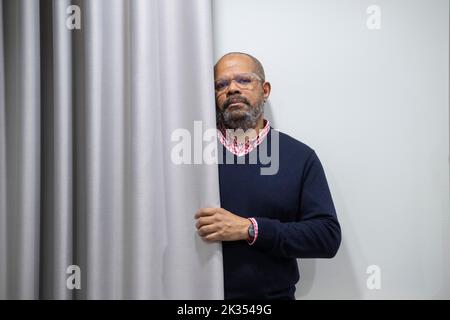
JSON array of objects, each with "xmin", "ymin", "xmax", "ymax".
[
  {"xmin": 214, "ymin": 74, "xmax": 258, "ymax": 92},
  {"xmin": 215, "ymin": 79, "xmax": 229, "ymax": 91},
  {"xmin": 235, "ymin": 74, "xmax": 253, "ymax": 87}
]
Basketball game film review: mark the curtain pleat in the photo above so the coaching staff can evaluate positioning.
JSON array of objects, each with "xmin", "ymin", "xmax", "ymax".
[
  {"xmin": 1, "ymin": 0, "xmax": 41, "ymax": 299},
  {"xmin": 39, "ymin": 0, "xmax": 73, "ymax": 300},
  {"xmin": 0, "ymin": 0, "xmax": 7, "ymax": 300}
]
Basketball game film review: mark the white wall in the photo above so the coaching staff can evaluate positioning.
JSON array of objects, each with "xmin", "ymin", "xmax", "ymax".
[{"xmin": 213, "ymin": 0, "xmax": 450, "ymax": 299}]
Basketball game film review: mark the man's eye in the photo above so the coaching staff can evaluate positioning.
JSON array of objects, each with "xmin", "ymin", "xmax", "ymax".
[
  {"xmin": 215, "ymin": 80, "xmax": 229, "ymax": 90},
  {"xmin": 235, "ymin": 76, "xmax": 252, "ymax": 84}
]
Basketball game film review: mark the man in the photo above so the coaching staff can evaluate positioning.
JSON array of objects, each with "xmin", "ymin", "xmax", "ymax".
[{"xmin": 195, "ymin": 52, "xmax": 341, "ymax": 299}]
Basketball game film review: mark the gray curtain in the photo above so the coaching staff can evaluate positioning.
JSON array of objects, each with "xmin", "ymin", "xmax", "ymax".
[{"xmin": 0, "ymin": 0, "xmax": 223, "ymax": 299}]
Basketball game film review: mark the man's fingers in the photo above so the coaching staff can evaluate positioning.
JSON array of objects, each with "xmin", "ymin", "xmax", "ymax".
[
  {"xmin": 195, "ymin": 216, "xmax": 216, "ymax": 229},
  {"xmin": 194, "ymin": 208, "xmax": 218, "ymax": 219},
  {"xmin": 198, "ymin": 224, "xmax": 218, "ymax": 237},
  {"xmin": 194, "ymin": 208, "xmax": 228, "ymax": 243},
  {"xmin": 203, "ymin": 232, "xmax": 220, "ymax": 242}
]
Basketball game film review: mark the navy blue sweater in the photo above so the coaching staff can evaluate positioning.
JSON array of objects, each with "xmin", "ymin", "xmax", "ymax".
[{"xmin": 218, "ymin": 127, "xmax": 341, "ymax": 299}]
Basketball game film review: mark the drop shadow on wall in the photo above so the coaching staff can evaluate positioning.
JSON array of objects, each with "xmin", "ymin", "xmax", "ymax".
[
  {"xmin": 295, "ymin": 242, "xmax": 362, "ymax": 299},
  {"xmin": 264, "ymin": 100, "xmax": 276, "ymax": 128}
]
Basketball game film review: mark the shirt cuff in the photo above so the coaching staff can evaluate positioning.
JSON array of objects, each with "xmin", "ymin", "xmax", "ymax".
[{"xmin": 247, "ymin": 217, "xmax": 258, "ymax": 245}]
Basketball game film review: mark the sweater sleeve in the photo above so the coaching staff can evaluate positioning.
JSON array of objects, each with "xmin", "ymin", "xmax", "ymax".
[{"xmin": 251, "ymin": 150, "xmax": 341, "ymax": 259}]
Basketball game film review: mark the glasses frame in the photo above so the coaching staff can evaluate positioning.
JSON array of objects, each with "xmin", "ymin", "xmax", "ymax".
[{"xmin": 214, "ymin": 72, "xmax": 264, "ymax": 93}]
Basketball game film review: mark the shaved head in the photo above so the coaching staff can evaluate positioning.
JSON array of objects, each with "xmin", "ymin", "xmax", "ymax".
[
  {"xmin": 214, "ymin": 52, "xmax": 266, "ymax": 81},
  {"xmin": 214, "ymin": 52, "xmax": 271, "ymax": 131}
]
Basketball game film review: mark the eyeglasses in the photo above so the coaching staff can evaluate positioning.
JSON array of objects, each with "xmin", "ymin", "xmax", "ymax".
[{"xmin": 214, "ymin": 73, "xmax": 263, "ymax": 93}]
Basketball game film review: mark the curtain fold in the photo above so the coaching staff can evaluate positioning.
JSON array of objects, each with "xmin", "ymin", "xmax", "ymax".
[
  {"xmin": 0, "ymin": 0, "xmax": 7, "ymax": 300},
  {"xmin": 0, "ymin": 0, "xmax": 223, "ymax": 300},
  {"xmin": 39, "ymin": 0, "xmax": 73, "ymax": 300},
  {"xmin": 1, "ymin": 0, "xmax": 41, "ymax": 299}
]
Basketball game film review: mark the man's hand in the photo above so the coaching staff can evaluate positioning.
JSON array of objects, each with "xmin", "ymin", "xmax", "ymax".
[{"xmin": 194, "ymin": 208, "xmax": 251, "ymax": 242}]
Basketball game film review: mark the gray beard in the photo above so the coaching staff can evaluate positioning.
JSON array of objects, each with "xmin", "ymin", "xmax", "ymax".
[{"xmin": 217, "ymin": 100, "xmax": 264, "ymax": 132}]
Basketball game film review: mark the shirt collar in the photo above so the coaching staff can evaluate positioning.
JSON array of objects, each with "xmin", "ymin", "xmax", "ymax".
[{"xmin": 217, "ymin": 119, "xmax": 271, "ymax": 157}]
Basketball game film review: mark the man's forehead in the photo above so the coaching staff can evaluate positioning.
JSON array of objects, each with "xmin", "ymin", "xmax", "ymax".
[{"xmin": 215, "ymin": 55, "xmax": 256, "ymax": 74}]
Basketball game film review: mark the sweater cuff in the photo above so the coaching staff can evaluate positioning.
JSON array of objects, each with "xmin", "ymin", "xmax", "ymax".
[{"xmin": 251, "ymin": 217, "xmax": 280, "ymax": 251}]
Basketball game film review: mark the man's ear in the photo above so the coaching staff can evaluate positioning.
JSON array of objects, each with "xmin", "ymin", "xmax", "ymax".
[{"xmin": 262, "ymin": 82, "xmax": 271, "ymax": 100}]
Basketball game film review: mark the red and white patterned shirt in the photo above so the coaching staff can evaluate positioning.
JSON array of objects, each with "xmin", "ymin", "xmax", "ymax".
[{"xmin": 217, "ymin": 119, "xmax": 270, "ymax": 157}]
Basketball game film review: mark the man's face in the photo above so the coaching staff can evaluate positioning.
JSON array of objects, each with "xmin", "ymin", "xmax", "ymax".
[{"xmin": 214, "ymin": 55, "xmax": 270, "ymax": 131}]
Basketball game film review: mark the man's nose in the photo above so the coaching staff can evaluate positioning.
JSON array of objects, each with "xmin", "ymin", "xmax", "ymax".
[{"xmin": 226, "ymin": 80, "xmax": 241, "ymax": 96}]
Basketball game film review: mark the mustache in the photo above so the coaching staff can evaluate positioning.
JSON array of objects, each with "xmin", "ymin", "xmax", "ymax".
[{"xmin": 222, "ymin": 96, "xmax": 250, "ymax": 110}]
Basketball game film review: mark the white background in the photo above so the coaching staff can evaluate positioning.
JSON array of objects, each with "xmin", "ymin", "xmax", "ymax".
[{"xmin": 213, "ymin": 0, "xmax": 450, "ymax": 299}]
